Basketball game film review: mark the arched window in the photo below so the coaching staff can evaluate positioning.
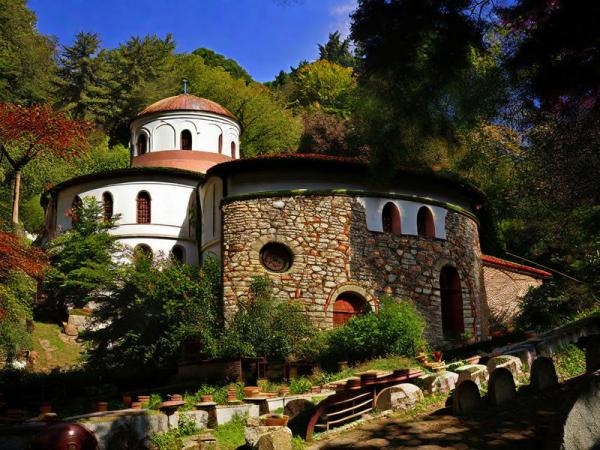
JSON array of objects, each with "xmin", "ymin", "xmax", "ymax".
[
  {"xmin": 171, "ymin": 245, "xmax": 185, "ymax": 263},
  {"xmin": 71, "ymin": 195, "xmax": 82, "ymax": 225},
  {"xmin": 382, "ymin": 202, "xmax": 401, "ymax": 235},
  {"xmin": 181, "ymin": 129, "xmax": 192, "ymax": 150},
  {"xmin": 333, "ymin": 293, "xmax": 369, "ymax": 327},
  {"xmin": 102, "ymin": 192, "xmax": 113, "ymax": 222},
  {"xmin": 440, "ymin": 266, "xmax": 465, "ymax": 338},
  {"xmin": 218, "ymin": 133, "xmax": 223, "ymax": 154},
  {"xmin": 133, "ymin": 244, "xmax": 153, "ymax": 262},
  {"xmin": 417, "ymin": 206, "xmax": 435, "ymax": 238},
  {"xmin": 137, "ymin": 134, "xmax": 147, "ymax": 155},
  {"xmin": 231, "ymin": 141, "xmax": 236, "ymax": 158},
  {"xmin": 136, "ymin": 191, "xmax": 151, "ymax": 224}
]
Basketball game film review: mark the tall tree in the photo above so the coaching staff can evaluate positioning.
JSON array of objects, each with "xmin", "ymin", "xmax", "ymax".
[
  {"xmin": 56, "ymin": 32, "xmax": 112, "ymax": 122},
  {"xmin": 350, "ymin": 0, "xmax": 502, "ymax": 168},
  {"xmin": 0, "ymin": 104, "xmax": 91, "ymax": 225},
  {"xmin": 192, "ymin": 48, "xmax": 253, "ymax": 83},
  {"xmin": 292, "ymin": 60, "xmax": 357, "ymax": 119},
  {"xmin": 318, "ymin": 31, "xmax": 356, "ymax": 68},
  {"xmin": 106, "ymin": 34, "xmax": 176, "ymax": 142},
  {"xmin": 0, "ymin": 0, "xmax": 56, "ymax": 104}
]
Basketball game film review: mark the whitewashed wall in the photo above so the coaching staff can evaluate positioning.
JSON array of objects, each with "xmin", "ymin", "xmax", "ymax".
[
  {"xmin": 54, "ymin": 175, "xmax": 199, "ymax": 264},
  {"xmin": 199, "ymin": 177, "xmax": 223, "ymax": 261},
  {"xmin": 357, "ymin": 197, "xmax": 448, "ymax": 239},
  {"xmin": 130, "ymin": 111, "xmax": 241, "ymax": 158}
]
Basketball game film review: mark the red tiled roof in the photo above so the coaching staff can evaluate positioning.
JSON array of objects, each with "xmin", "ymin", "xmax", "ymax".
[
  {"xmin": 137, "ymin": 94, "xmax": 236, "ymax": 120},
  {"xmin": 482, "ymin": 255, "xmax": 552, "ymax": 278}
]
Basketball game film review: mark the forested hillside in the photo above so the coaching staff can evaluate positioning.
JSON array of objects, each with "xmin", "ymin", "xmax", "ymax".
[{"xmin": 1, "ymin": 0, "xmax": 599, "ymax": 366}]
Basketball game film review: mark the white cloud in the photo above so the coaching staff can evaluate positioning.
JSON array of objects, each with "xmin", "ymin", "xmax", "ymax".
[{"xmin": 329, "ymin": 0, "xmax": 358, "ymax": 37}]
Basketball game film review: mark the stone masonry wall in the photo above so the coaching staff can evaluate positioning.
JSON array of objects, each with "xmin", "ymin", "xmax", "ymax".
[
  {"xmin": 483, "ymin": 265, "xmax": 542, "ymax": 328},
  {"xmin": 221, "ymin": 195, "xmax": 485, "ymax": 344}
]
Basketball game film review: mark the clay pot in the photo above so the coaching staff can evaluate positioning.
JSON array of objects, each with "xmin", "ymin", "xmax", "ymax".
[
  {"xmin": 416, "ymin": 354, "xmax": 428, "ymax": 364},
  {"xmin": 278, "ymin": 387, "xmax": 289, "ymax": 396},
  {"xmin": 137, "ymin": 395, "xmax": 150, "ymax": 404},
  {"xmin": 201, "ymin": 394, "xmax": 213, "ymax": 402},
  {"xmin": 310, "ymin": 386, "xmax": 322, "ymax": 394},
  {"xmin": 433, "ymin": 351, "xmax": 443, "ymax": 362},
  {"xmin": 122, "ymin": 394, "xmax": 132, "ymax": 408},
  {"xmin": 243, "ymin": 386, "xmax": 260, "ymax": 398},
  {"xmin": 263, "ymin": 414, "xmax": 289, "ymax": 427},
  {"xmin": 131, "ymin": 402, "xmax": 142, "ymax": 409},
  {"xmin": 170, "ymin": 394, "xmax": 183, "ymax": 402},
  {"xmin": 96, "ymin": 401, "xmax": 108, "ymax": 412},
  {"xmin": 39, "ymin": 403, "xmax": 52, "ymax": 414},
  {"xmin": 226, "ymin": 389, "xmax": 238, "ymax": 402}
]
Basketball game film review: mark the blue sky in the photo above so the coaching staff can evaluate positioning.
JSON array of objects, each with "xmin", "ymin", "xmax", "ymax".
[{"xmin": 28, "ymin": 0, "xmax": 357, "ymax": 82}]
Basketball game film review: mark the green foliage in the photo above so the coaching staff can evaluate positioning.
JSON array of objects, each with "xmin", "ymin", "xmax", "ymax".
[
  {"xmin": 219, "ymin": 276, "xmax": 321, "ymax": 361},
  {"xmin": 150, "ymin": 430, "xmax": 182, "ymax": 450},
  {"xmin": 171, "ymin": 54, "xmax": 302, "ymax": 156},
  {"xmin": 289, "ymin": 377, "xmax": 312, "ymax": 395},
  {"xmin": 213, "ymin": 413, "xmax": 247, "ymax": 450},
  {"xmin": 43, "ymin": 197, "xmax": 123, "ymax": 313},
  {"xmin": 193, "ymin": 48, "xmax": 253, "ymax": 83},
  {"xmin": 324, "ymin": 297, "xmax": 426, "ymax": 363},
  {"xmin": 0, "ymin": 271, "xmax": 35, "ymax": 360},
  {"xmin": 292, "ymin": 60, "xmax": 357, "ymax": 119},
  {"xmin": 318, "ymin": 31, "xmax": 356, "ymax": 69},
  {"xmin": 85, "ymin": 256, "xmax": 222, "ymax": 372},
  {"xmin": 0, "ymin": 0, "xmax": 56, "ymax": 104},
  {"xmin": 517, "ymin": 279, "xmax": 598, "ymax": 332},
  {"xmin": 55, "ymin": 32, "xmax": 113, "ymax": 122},
  {"xmin": 553, "ymin": 344, "xmax": 586, "ymax": 382}
]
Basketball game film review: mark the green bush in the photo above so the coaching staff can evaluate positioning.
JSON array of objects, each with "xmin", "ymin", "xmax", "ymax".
[
  {"xmin": 218, "ymin": 277, "xmax": 321, "ymax": 361},
  {"xmin": 554, "ymin": 344, "xmax": 586, "ymax": 381},
  {"xmin": 289, "ymin": 376, "xmax": 312, "ymax": 395},
  {"xmin": 324, "ymin": 296, "xmax": 425, "ymax": 363},
  {"xmin": 517, "ymin": 281, "xmax": 597, "ymax": 332}
]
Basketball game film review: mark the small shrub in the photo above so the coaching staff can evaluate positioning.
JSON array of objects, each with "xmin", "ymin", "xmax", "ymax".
[
  {"xmin": 554, "ymin": 344, "xmax": 586, "ymax": 381},
  {"xmin": 146, "ymin": 393, "xmax": 162, "ymax": 410},
  {"xmin": 289, "ymin": 376, "xmax": 312, "ymax": 395},
  {"xmin": 324, "ymin": 296, "xmax": 425, "ymax": 363},
  {"xmin": 177, "ymin": 412, "xmax": 198, "ymax": 437},
  {"xmin": 150, "ymin": 430, "xmax": 182, "ymax": 450},
  {"xmin": 214, "ymin": 413, "xmax": 247, "ymax": 449}
]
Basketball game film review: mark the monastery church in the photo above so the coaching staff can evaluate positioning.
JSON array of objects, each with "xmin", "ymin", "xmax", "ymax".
[{"xmin": 42, "ymin": 92, "xmax": 551, "ymax": 344}]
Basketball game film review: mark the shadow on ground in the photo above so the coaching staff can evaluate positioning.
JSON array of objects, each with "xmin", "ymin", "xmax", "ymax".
[{"xmin": 311, "ymin": 378, "xmax": 589, "ymax": 450}]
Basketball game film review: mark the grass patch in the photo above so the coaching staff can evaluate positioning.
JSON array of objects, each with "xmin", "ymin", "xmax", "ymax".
[
  {"xmin": 31, "ymin": 321, "xmax": 82, "ymax": 372},
  {"xmin": 554, "ymin": 344, "xmax": 586, "ymax": 382},
  {"xmin": 213, "ymin": 413, "xmax": 246, "ymax": 450}
]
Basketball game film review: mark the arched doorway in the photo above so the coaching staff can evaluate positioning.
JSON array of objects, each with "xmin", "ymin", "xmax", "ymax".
[
  {"xmin": 333, "ymin": 293, "xmax": 369, "ymax": 327},
  {"xmin": 440, "ymin": 265, "xmax": 465, "ymax": 338}
]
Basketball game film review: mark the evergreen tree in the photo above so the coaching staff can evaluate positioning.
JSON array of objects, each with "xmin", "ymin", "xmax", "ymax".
[
  {"xmin": 0, "ymin": 0, "xmax": 56, "ymax": 104},
  {"xmin": 56, "ymin": 32, "xmax": 113, "ymax": 122},
  {"xmin": 318, "ymin": 31, "xmax": 356, "ymax": 68},
  {"xmin": 43, "ymin": 197, "xmax": 123, "ymax": 314}
]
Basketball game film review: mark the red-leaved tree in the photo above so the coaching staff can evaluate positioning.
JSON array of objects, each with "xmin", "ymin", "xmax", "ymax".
[
  {"xmin": 0, "ymin": 229, "xmax": 47, "ymax": 282},
  {"xmin": 0, "ymin": 104, "xmax": 91, "ymax": 225}
]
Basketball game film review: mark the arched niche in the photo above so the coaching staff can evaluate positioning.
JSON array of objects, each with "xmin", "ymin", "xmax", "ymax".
[{"xmin": 154, "ymin": 123, "xmax": 176, "ymax": 150}]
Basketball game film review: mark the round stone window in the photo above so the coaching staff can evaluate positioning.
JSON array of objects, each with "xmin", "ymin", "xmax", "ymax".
[{"xmin": 259, "ymin": 243, "xmax": 293, "ymax": 273}]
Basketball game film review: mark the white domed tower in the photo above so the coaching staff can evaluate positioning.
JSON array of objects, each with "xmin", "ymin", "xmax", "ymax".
[{"xmin": 130, "ymin": 92, "xmax": 241, "ymax": 173}]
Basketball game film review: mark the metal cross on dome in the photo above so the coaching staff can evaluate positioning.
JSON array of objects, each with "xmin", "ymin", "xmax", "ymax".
[{"xmin": 183, "ymin": 79, "xmax": 189, "ymax": 94}]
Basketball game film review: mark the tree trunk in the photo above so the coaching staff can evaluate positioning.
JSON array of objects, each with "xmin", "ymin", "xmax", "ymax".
[{"xmin": 11, "ymin": 169, "xmax": 21, "ymax": 226}]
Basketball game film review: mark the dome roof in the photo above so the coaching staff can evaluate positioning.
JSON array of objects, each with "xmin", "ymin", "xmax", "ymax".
[{"xmin": 137, "ymin": 94, "xmax": 236, "ymax": 120}]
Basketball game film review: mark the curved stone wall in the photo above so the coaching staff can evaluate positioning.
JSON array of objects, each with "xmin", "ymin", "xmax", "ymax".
[{"xmin": 221, "ymin": 193, "xmax": 486, "ymax": 343}]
